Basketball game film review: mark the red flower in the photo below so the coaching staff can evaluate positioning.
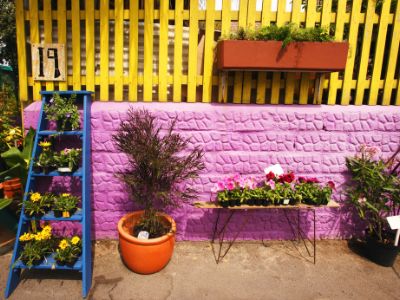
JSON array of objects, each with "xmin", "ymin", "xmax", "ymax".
[
  {"xmin": 327, "ymin": 181, "xmax": 335, "ymax": 190},
  {"xmin": 266, "ymin": 171, "xmax": 276, "ymax": 181},
  {"xmin": 278, "ymin": 172, "xmax": 295, "ymax": 183}
]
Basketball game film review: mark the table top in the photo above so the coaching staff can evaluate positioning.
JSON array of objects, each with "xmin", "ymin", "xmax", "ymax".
[{"xmin": 192, "ymin": 200, "xmax": 340, "ymax": 210}]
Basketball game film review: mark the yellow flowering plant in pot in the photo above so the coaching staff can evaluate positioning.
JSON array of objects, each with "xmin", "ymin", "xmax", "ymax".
[
  {"xmin": 52, "ymin": 193, "xmax": 80, "ymax": 218},
  {"xmin": 16, "ymin": 225, "xmax": 54, "ymax": 268},
  {"xmin": 35, "ymin": 140, "xmax": 56, "ymax": 174},
  {"xmin": 54, "ymin": 236, "xmax": 82, "ymax": 266},
  {"xmin": 22, "ymin": 192, "xmax": 54, "ymax": 217}
]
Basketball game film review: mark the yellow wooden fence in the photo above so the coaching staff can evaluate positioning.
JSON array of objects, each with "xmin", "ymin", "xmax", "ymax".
[{"xmin": 16, "ymin": 0, "xmax": 400, "ymax": 105}]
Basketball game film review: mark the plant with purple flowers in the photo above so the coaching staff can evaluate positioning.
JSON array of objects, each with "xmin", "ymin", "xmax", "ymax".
[{"xmin": 44, "ymin": 93, "xmax": 80, "ymax": 131}]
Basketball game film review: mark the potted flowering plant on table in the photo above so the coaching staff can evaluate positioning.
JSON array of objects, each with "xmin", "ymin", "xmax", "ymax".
[
  {"xmin": 54, "ymin": 236, "xmax": 82, "ymax": 266},
  {"xmin": 53, "ymin": 193, "xmax": 80, "ymax": 218},
  {"xmin": 43, "ymin": 93, "xmax": 80, "ymax": 131},
  {"xmin": 113, "ymin": 108, "xmax": 204, "ymax": 274},
  {"xmin": 54, "ymin": 148, "xmax": 82, "ymax": 173},
  {"xmin": 346, "ymin": 145, "xmax": 400, "ymax": 267}
]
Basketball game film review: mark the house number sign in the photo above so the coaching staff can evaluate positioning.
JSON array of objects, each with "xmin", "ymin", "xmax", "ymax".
[{"xmin": 32, "ymin": 43, "xmax": 66, "ymax": 81}]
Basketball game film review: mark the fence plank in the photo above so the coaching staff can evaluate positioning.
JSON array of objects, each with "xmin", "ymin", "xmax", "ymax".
[
  {"xmin": 202, "ymin": 0, "xmax": 215, "ymax": 103},
  {"xmin": 71, "ymin": 0, "xmax": 81, "ymax": 91},
  {"xmin": 43, "ymin": 0, "xmax": 54, "ymax": 91},
  {"xmin": 369, "ymin": 0, "xmax": 391, "ymax": 105},
  {"xmin": 128, "ymin": 0, "xmax": 139, "ymax": 101},
  {"xmin": 327, "ymin": 0, "xmax": 346, "ymax": 104},
  {"xmin": 173, "ymin": 0, "xmax": 183, "ymax": 102},
  {"xmin": 114, "ymin": 0, "xmax": 124, "ymax": 101},
  {"xmin": 355, "ymin": 0, "xmax": 376, "ymax": 105},
  {"xmin": 85, "ymin": 0, "xmax": 95, "ymax": 93},
  {"xmin": 256, "ymin": 0, "xmax": 272, "ymax": 104},
  {"xmin": 57, "ymin": 0, "xmax": 67, "ymax": 91},
  {"xmin": 143, "ymin": 0, "xmax": 154, "ymax": 101},
  {"xmin": 15, "ymin": 0, "xmax": 27, "ymax": 101},
  {"xmin": 100, "ymin": 0, "xmax": 109, "ymax": 101},
  {"xmin": 158, "ymin": 0, "xmax": 169, "ymax": 102},
  {"xmin": 217, "ymin": 0, "xmax": 231, "ymax": 103},
  {"xmin": 341, "ymin": 0, "xmax": 362, "ymax": 105},
  {"xmin": 29, "ymin": 0, "xmax": 42, "ymax": 101},
  {"xmin": 383, "ymin": 0, "xmax": 400, "ymax": 105}
]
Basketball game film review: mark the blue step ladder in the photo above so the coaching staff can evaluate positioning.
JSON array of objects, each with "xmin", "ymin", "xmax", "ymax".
[{"xmin": 5, "ymin": 91, "xmax": 92, "ymax": 298}]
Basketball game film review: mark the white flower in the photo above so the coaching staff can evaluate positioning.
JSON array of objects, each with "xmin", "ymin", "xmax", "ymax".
[{"xmin": 264, "ymin": 164, "xmax": 284, "ymax": 177}]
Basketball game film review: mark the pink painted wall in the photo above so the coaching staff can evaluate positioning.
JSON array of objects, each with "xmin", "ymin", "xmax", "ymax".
[{"xmin": 24, "ymin": 102, "xmax": 400, "ymax": 241}]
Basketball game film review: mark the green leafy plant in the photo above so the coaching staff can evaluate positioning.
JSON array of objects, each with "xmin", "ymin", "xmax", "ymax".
[
  {"xmin": 113, "ymin": 108, "xmax": 204, "ymax": 238},
  {"xmin": 22, "ymin": 192, "xmax": 54, "ymax": 217},
  {"xmin": 54, "ymin": 236, "xmax": 82, "ymax": 265},
  {"xmin": 53, "ymin": 193, "xmax": 80, "ymax": 217},
  {"xmin": 54, "ymin": 148, "xmax": 81, "ymax": 171},
  {"xmin": 34, "ymin": 140, "xmax": 55, "ymax": 173},
  {"xmin": 296, "ymin": 182, "xmax": 333, "ymax": 206},
  {"xmin": 346, "ymin": 145, "xmax": 400, "ymax": 244},
  {"xmin": 43, "ymin": 93, "xmax": 80, "ymax": 131}
]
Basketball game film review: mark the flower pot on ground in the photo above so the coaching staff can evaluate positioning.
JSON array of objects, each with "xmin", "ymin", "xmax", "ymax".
[
  {"xmin": 346, "ymin": 145, "xmax": 400, "ymax": 267},
  {"xmin": 112, "ymin": 108, "xmax": 204, "ymax": 274},
  {"xmin": 43, "ymin": 93, "xmax": 80, "ymax": 131},
  {"xmin": 118, "ymin": 211, "xmax": 176, "ymax": 274},
  {"xmin": 0, "ymin": 178, "xmax": 23, "ymax": 199}
]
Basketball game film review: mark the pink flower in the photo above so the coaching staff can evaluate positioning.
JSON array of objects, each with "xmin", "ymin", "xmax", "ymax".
[
  {"xmin": 327, "ymin": 181, "xmax": 335, "ymax": 190},
  {"xmin": 266, "ymin": 179, "xmax": 276, "ymax": 190},
  {"xmin": 266, "ymin": 171, "xmax": 275, "ymax": 181},
  {"xmin": 226, "ymin": 181, "xmax": 235, "ymax": 191},
  {"xmin": 63, "ymin": 148, "xmax": 71, "ymax": 154},
  {"xmin": 358, "ymin": 197, "xmax": 367, "ymax": 205}
]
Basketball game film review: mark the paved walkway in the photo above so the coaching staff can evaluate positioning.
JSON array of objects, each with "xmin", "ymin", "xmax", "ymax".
[{"xmin": 1, "ymin": 240, "xmax": 399, "ymax": 300}]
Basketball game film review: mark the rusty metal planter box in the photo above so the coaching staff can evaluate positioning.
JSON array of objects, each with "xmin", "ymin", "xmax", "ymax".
[{"xmin": 217, "ymin": 40, "xmax": 349, "ymax": 72}]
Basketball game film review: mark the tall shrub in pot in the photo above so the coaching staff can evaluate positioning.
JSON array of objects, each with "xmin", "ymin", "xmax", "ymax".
[
  {"xmin": 346, "ymin": 145, "xmax": 400, "ymax": 267},
  {"xmin": 113, "ymin": 108, "xmax": 204, "ymax": 274}
]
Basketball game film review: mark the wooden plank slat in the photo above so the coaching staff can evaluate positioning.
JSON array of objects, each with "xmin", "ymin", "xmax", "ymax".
[
  {"xmin": 71, "ymin": 0, "xmax": 81, "ymax": 91},
  {"xmin": 354, "ymin": 0, "xmax": 376, "ymax": 105},
  {"xmin": 29, "ymin": 0, "xmax": 42, "ymax": 101},
  {"xmin": 173, "ymin": 0, "xmax": 183, "ymax": 102},
  {"xmin": 327, "ymin": 0, "xmax": 346, "ymax": 104},
  {"xmin": 256, "ymin": 0, "xmax": 272, "ymax": 104},
  {"xmin": 128, "ymin": 0, "xmax": 139, "ymax": 101},
  {"xmin": 43, "ymin": 0, "xmax": 54, "ymax": 91},
  {"xmin": 57, "ymin": 0, "xmax": 67, "ymax": 91},
  {"xmin": 202, "ymin": 0, "xmax": 215, "ymax": 103},
  {"xmin": 114, "ymin": 0, "xmax": 124, "ymax": 101},
  {"xmin": 217, "ymin": 0, "xmax": 231, "ymax": 103},
  {"xmin": 85, "ymin": 0, "xmax": 95, "ymax": 93},
  {"xmin": 383, "ymin": 0, "xmax": 400, "ymax": 105},
  {"xmin": 368, "ymin": 0, "xmax": 391, "ymax": 105},
  {"xmin": 15, "ymin": 0, "xmax": 28, "ymax": 101},
  {"xmin": 158, "ymin": 0, "xmax": 169, "ymax": 101},
  {"xmin": 143, "ymin": 0, "xmax": 154, "ymax": 101},
  {"xmin": 341, "ymin": 0, "xmax": 362, "ymax": 105},
  {"xmin": 100, "ymin": 0, "xmax": 109, "ymax": 101}
]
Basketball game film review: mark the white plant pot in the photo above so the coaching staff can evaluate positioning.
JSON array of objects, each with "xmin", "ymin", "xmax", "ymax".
[{"xmin": 58, "ymin": 167, "xmax": 72, "ymax": 173}]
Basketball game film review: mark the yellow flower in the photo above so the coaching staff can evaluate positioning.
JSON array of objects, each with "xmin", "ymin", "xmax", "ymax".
[
  {"xmin": 9, "ymin": 129, "xmax": 16, "ymax": 136},
  {"xmin": 42, "ymin": 225, "xmax": 52, "ymax": 233},
  {"xmin": 19, "ymin": 233, "xmax": 34, "ymax": 242},
  {"xmin": 59, "ymin": 239, "xmax": 69, "ymax": 250},
  {"xmin": 4, "ymin": 135, "xmax": 12, "ymax": 142},
  {"xmin": 39, "ymin": 141, "xmax": 52, "ymax": 148},
  {"xmin": 61, "ymin": 193, "xmax": 70, "ymax": 197},
  {"xmin": 71, "ymin": 236, "xmax": 80, "ymax": 245},
  {"xmin": 30, "ymin": 192, "xmax": 42, "ymax": 202},
  {"xmin": 40, "ymin": 231, "xmax": 52, "ymax": 240},
  {"xmin": 34, "ymin": 233, "xmax": 43, "ymax": 241}
]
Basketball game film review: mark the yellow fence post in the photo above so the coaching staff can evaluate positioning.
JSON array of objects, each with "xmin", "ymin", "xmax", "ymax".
[{"xmin": 15, "ymin": 0, "xmax": 27, "ymax": 102}]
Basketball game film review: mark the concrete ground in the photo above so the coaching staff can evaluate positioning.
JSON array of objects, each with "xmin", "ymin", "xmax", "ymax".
[{"xmin": 1, "ymin": 240, "xmax": 399, "ymax": 300}]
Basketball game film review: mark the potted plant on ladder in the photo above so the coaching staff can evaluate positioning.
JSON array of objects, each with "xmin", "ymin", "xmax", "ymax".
[{"xmin": 113, "ymin": 108, "xmax": 204, "ymax": 274}]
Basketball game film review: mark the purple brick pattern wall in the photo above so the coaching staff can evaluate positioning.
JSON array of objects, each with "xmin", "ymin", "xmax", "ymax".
[{"xmin": 24, "ymin": 102, "xmax": 400, "ymax": 241}]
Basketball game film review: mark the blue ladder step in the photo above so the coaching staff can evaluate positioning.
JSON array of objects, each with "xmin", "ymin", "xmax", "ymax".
[
  {"xmin": 22, "ymin": 210, "xmax": 83, "ymax": 222},
  {"xmin": 31, "ymin": 168, "xmax": 83, "ymax": 177},
  {"xmin": 38, "ymin": 130, "xmax": 83, "ymax": 136},
  {"xmin": 13, "ymin": 252, "xmax": 83, "ymax": 271}
]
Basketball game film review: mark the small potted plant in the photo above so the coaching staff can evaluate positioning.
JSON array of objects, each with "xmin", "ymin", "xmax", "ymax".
[
  {"xmin": 53, "ymin": 193, "xmax": 80, "ymax": 218},
  {"xmin": 22, "ymin": 192, "xmax": 54, "ymax": 217},
  {"xmin": 113, "ymin": 108, "xmax": 204, "ymax": 274},
  {"xmin": 16, "ymin": 225, "xmax": 53, "ymax": 268},
  {"xmin": 346, "ymin": 145, "xmax": 400, "ymax": 267},
  {"xmin": 35, "ymin": 140, "xmax": 55, "ymax": 173},
  {"xmin": 295, "ymin": 177, "xmax": 334, "ymax": 206},
  {"xmin": 54, "ymin": 236, "xmax": 82, "ymax": 267},
  {"xmin": 43, "ymin": 93, "xmax": 80, "ymax": 131},
  {"xmin": 54, "ymin": 148, "xmax": 82, "ymax": 172}
]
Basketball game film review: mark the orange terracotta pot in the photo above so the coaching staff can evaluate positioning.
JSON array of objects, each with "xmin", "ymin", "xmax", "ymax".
[
  {"xmin": 117, "ymin": 210, "xmax": 176, "ymax": 274},
  {"xmin": 0, "ymin": 178, "xmax": 23, "ymax": 199}
]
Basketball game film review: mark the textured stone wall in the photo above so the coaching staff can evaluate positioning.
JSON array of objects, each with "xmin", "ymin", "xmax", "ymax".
[{"xmin": 24, "ymin": 102, "xmax": 400, "ymax": 241}]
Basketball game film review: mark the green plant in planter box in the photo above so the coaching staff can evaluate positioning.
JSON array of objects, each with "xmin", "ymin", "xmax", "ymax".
[
  {"xmin": 54, "ymin": 236, "xmax": 82, "ymax": 266},
  {"xmin": 346, "ymin": 145, "xmax": 400, "ymax": 244},
  {"xmin": 295, "ymin": 181, "xmax": 333, "ymax": 206},
  {"xmin": 113, "ymin": 108, "xmax": 204, "ymax": 239},
  {"xmin": 53, "ymin": 193, "xmax": 80, "ymax": 218},
  {"xmin": 43, "ymin": 93, "xmax": 80, "ymax": 131},
  {"xmin": 54, "ymin": 148, "xmax": 81, "ymax": 172},
  {"xmin": 22, "ymin": 192, "xmax": 54, "ymax": 217}
]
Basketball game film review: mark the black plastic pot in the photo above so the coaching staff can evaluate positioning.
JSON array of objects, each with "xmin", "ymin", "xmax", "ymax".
[
  {"xmin": 254, "ymin": 198, "xmax": 262, "ymax": 206},
  {"xmin": 220, "ymin": 201, "xmax": 229, "ymax": 208},
  {"xmin": 56, "ymin": 119, "xmax": 73, "ymax": 131},
  {"xmin": 261, "ymin": 199, "xmax": 269, "ymax": 206},
  {"xmin": 247, "ymin": 199, "xmax": 255, "ymax": 206},
  {"xmin": 365, "ymin": 237, "xmax": 399, "ymax": 267}
]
